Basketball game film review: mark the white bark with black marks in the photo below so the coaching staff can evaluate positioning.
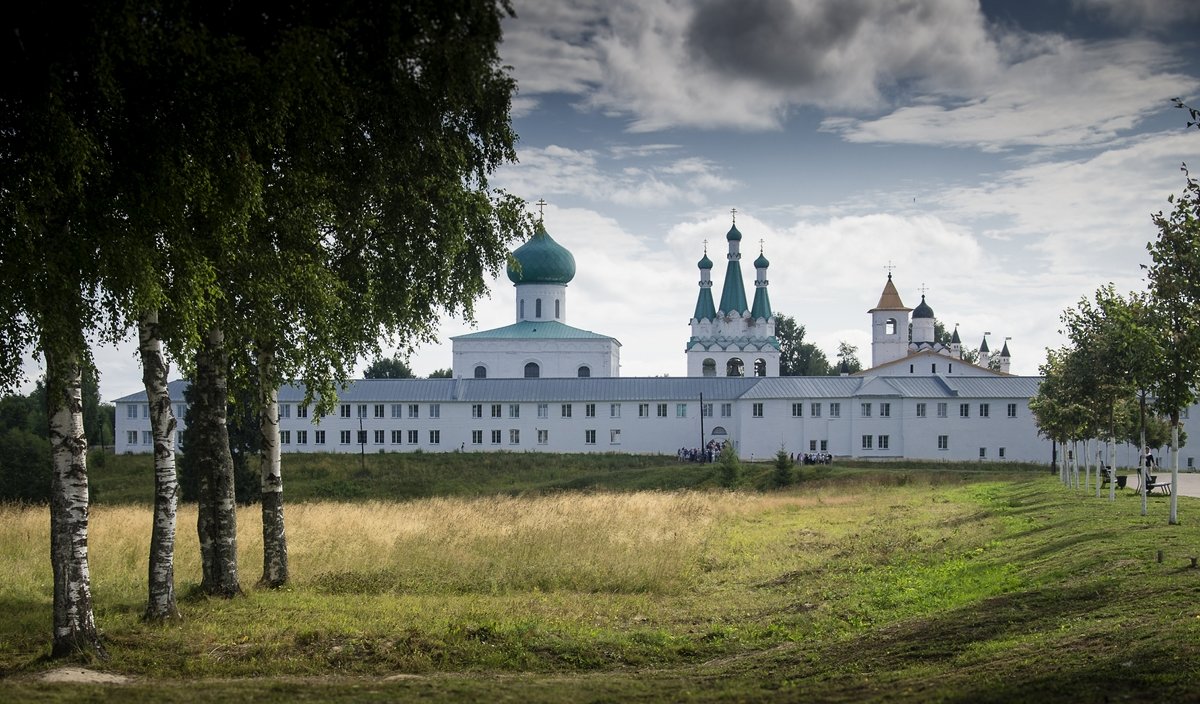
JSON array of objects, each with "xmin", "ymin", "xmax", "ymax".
[
  {"xmin": 257, "ymin": 348, "xmax": 288, "ymax": 588},
  {"xmin": 46, "ymin": 348, "xmax": 105, "ymax": 658},
  {"xmin": 1170, "ymin": 423, "xmax": 1180, "ymax": 525},
  {"xmin": 139, "ymin": 310, "xmax": 181, "ymax": 621},
  {"xmin": 194, "ymin": 326, "xmax": 242, "ymax": 597}
]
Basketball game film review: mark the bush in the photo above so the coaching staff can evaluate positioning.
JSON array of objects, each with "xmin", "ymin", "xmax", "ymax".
[
  {"xmin": 772, "ymin": 449, "xmax": 794, "ymax": 488},
  {"xmin": 717, "ymin": 444, "xmax": 742, "ymax": 488},
  {"xmin": 0, "ymin": 428, "xmax": 51, "ymax": 503}
]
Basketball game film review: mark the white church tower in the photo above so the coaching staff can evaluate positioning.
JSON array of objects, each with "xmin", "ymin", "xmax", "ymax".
[
  {"xmin": 869, "ymin": 273, "xmax": 913, "ymax": 368},
  {"xmin": 687, "ymin": 214, "xmax": 780, "ymax": 377}
]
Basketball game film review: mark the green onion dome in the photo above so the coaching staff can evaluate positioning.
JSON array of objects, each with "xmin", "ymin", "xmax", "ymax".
[
  {"xmin": 506, "ymin": 223, "xmax": 576, "ymax": 285},
  {"xmin": 912, "ymin": 295, "xmax": 934, "ymax": 319},
  {"xmin": 754, "ymin": 252, "xmax": 769, "ymax": 269},
  {"xmin": 698, "ymin": 253, "xmax": 713, "ymax": 270}
]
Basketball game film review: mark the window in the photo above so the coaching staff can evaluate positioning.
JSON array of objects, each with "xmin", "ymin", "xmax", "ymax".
[
  {"xmin": 175, "ymin": 404, "xmax": 187, "ymax": 418},
  {"xmin": 339, "ymin": 430, "xmax": 351, "ymax": 444},
  {"xmin": 752, "ymin": 403, "xmax": 764, "ymax": 418},
  {"xmin": 657, "ymin": 403, "xmax": 668, "ymax": 417},
  {"xmin": 127, "ymin": 430, "xmax": 137, "ymax": 444},
  {"xmin": 1189, "ymin": 457, "xmax": 1195, "ymax": 469},
  {"xmin": 809, "ymin": 440, "xmax": 817, "ymax": 451},
  {"xmin": 792, "ymin": 403, "xmax": 803, "ymax": 417},
  {"xmin": 340, "ymin": 404, "xmax": 351, "ymax": 418},
  {"xmin": 610, "ymin": 403, "xmax": 621, "ymax": 418},
  {"xmin": 880, "ymin": 403, "xmax": 891, "ymax": 418},
  {"xmin": 999, "ymin": 447, "xmax": 1006, "ymax": 459},
  {"xmin": 862, "ymin": 435, "xmax": 873, "ymax": 450},
  {"xmin": 474, "ymin": 365, "xmax": 487, "ymax": 379},
  {"xmin": 810, "ymin": 403, "xmax": 821, "ymax": 418},
  {"xmin": 315, "ymin": 430, "xmax": 325, "ymax": 445},
  {"xmin": 472, "ymin": 404, "xmax": 483, "ymax": 419},
  {"xmin": 491, "ymin": 404, "xmax": 502, "ymax": 418},
  {"xmin": 509, "ymin": 429, "xmax": 520, "ymax": 445},
  {"xmin": 860, "ymin": 403, "xmax": 871, "ymax": 417},
  {"xmin": 610, "ymin": 429, "xmax": 622, "ymax": 444},
  {"xmin": 878, "ymin": 435, "xmax": 889, "ymax": 450},
  {"xmin": 142, "ymin": 431, "xmax": 154, "ymax": 444},
  {"xmin": 297, "ymin": 430, "xmax": 307, "ymax": 445},
  {"xmin": 910, "ymin": 364, "xmax": 914, "ymax": 373},
  {"xmin": 392, "ymin": 430, "xmax": 402, "ymax": 444},
  {"xmin": 357, "ymin": 404, "xmax": 367, "ymax": 419},
  {"xmin": 520, "ymin": 299, "xmax": 525, "ymax": 318},
  {"xmin": 280, "ymin": 404, "xmax": 291, "ymax": 419},
  {"xmin": 408, "ymin": 404, "xmax": 419, "ymax": 419},
  {"xmin": 524, "ymin": 362, "xmax": 540, "ymax": 378},
  {"xmin": 938, "ymin": 435, "xmax": 949, "ymax": 450},
  {"xmin": 429, "ymin": 430, "xmax": 440, "ymax": 444},
  {"xmin": 932, "ymin": 363, "xmax": 937, "ymax": 373},
  {"xmin": 937, "ymin": 402, "xmax": 948, "ymax": 418},
  {"xmin": 176, "ymin": 431, "xmax": 183, "ymax": 448},
  {"xmin": 885, "ymin": 318, "xmax": 896, "ymax": 335},
  {"xmin": 1007, "ymin": 403, "xmax": 1017, "ymax": 418},
  {"xmin": 721, "ymin": 403, "xmax": 732, "ymax": 417},
  {"xmin": 374, "ymin": 430, "xmax": 384, "ymax": 444},
  {"xmin": 143, "ymin": 405, "xmax": 149, "ymax": 418},
  {"xmin": 472, "ymin": 430, "xmax": 483, "ymax": 445},
  {"xmin": 555, "ymin": 299, "xmax": 561, "ymax": 319},
  {"xmin": 702, "ymin": 403, "xmax": 713, "ymax": 417},
  {"xmin": 916, "ymin": 402, "xmax": 926, "ymax": 418},
  {"xmin": 577, "ymin": 365, "xmax": 590, "ymax": 378},
  {"xmin": 830, "ymin": 403, "xmax": 841, "ymax": 418},
  {"xmin": 538, "ymin": 403, "xmax": 549, "ymax": 419},
  {"xmin": 408, "ymin": 430, "xmax": 418, "ymax": 444},
  {"xmin": 676, "ymin": 403, "xmax": 688, "ymax": 418},
  {"xmin": 585, "ymin": 403, "xmax": 596, "ymax": 418},
  {"xmin": 127, "ymin": 405, "xmax": 138, "ymax": 418},
  {"xmin": 535, "ymin": 298, "xmax": 542, "ymax": 318},
  {"xmin": 979, "ymin": 403, "xmax": 990, "ymax": 418},
  {"xmin": 429, "ymin": 404, "xmax": 440, "ymax": 419},
  {"xmin": 537, "ymin": 429, "xmax": 548, "ymax": 445},
  {"xmin": 979, "ymin": 447, "xmax": 986, "ymax": 458},
  {"xmin": 585, "ymin": 429, "xmax": 596, "ymax": 445},
  {"xmin": 392, "ymin": 404, "xmax": 403, "ymax": 418},
  {"xmin": 960, "ymin": 403, "xmax": 970, "ymax": 418},
  {"xmin": 639, "ymin": 403, "xmax": 650, "ymax": 418},
  {"xmin": 297, "ymin": 405, "xmax": 308, "ymax": 418},
  {"xmin": 509, "ymin": 404, "xmax": 520, "ymax": 418},
  {"xmin": 374, "ymin": 404, "xmax": 385, "ymax": 418},
  {"xmin": 561, "ymin": 404, "xmax": 572, "ymax": 418},
  {"xmin": 491, "ymin": 429, "xmax": 501, "ymax": 444},
  {"xmin": 820, "ymin": 440, "xmax": 828, "ymax": 452},
  {"xmin": 357, "ymin": 430, "xmax": 367, "ymax": 445}
]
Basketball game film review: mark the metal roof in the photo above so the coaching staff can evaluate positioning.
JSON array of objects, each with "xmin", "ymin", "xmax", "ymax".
[{"xmin": 451, "ymin": 320, "xmax": 617, "ymax": 341}]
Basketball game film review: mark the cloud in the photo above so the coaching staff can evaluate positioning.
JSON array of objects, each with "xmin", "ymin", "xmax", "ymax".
[
  {"xmin": 822, "ymin": 38, "xmax": 1198, "ymax": 150},
  {"xmin": 1073, "ymin": 0, "xmax": 1200, "ymax": 30},
  {"xmin": 495, "ymin": 143, "xmax": 739, "ymax": 207}
]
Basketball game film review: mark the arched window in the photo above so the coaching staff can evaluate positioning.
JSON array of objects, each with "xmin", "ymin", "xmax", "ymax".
[
  {"xmin": 535, "ymin": 298, "xmax": 542, "ymax": 318},
  {"xmin": 702, "ymin": 358, "xmax": 717, "ymax": 377},
  {"xmin": 520, "ymin": 299, "xmax": 525, "ymax": 319},
  {"xmin": 577, "ymin": 365, "xmax": 590, "ymax": 378},
  {"xmin": 726, "ymin": 358, "xmax": 744, "ymax": 377},
  {"xmin": 524, "ymin": 362, "xmax": 540, "ymax": 378},
  {"xmin": 885, "ymin": 318, "xmax": 897, "ymax": 335},
  {"xmin": 474, "ymin": 365, "xmax": 487, "ymax": 379},
  {"xmin": 754, "ymin": 358, "xmax": 767, "ymax": 376},
  {"xmin": 711, "ymin": 426, "xmax": 727, "ymax": 436},
  {"xmin": 555, "ymin": 299, "xmax": 561, "ymax": 319}
]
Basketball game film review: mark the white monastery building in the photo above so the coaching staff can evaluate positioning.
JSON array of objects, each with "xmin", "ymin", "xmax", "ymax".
[{"xmin": 113, "ymin": 214, "xmax": 1200, "ymax": 466}]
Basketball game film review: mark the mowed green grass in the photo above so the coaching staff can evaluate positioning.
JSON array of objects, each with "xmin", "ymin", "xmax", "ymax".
[{"xmin": 2, "ymin": 463, "xmax": 1198, "ymax": 702}]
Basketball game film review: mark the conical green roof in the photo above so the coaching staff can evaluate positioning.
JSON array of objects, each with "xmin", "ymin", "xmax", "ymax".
[{"xmin": 507, "ymin": 223, "xmax": 576, "ymax": 284}]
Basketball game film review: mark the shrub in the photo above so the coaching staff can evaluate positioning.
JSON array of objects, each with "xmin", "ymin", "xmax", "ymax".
[
  {"xmin": 772, "ymin": 449, "xmax": 793, "ymax": 488},
  {"xmin": 717, "ymin": 444, "xmax": 742, "ymax": 488},
  {"xmin": 0, "ymin": 428, "xmax": 51, "ymax": 503}
]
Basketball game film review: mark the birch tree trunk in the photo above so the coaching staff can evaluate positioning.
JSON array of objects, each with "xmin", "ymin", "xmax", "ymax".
[
  {"xmin": 193, "ymin": 326, "xmax": 243, "ymax": 597},
  {"xmin": 139, "ymin": 310, "xmax": 181, "ymax": 621},
  {"xmin": 1140, "ymin": 409, "xmax": 1148, "ymax": 516},
  {"xmin": 45, "ymin": 347, "xmax": 105, "ymax": 657},
  {"xmin": 1169, "ymin": 423, "xmax": 1180, "ymax": 525},
  {"xmin": 257, "ymin": 348, "xmax": 288, "ymax": 588},
  {"xmin": 1108, "ymin": 439, "xmax": 1116, "ymax": 502}
]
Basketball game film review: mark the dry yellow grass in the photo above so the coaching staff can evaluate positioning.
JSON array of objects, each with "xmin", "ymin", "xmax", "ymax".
[{"xmin": 1, "ymin": 491, "xmax": 764, "ymax": 603}]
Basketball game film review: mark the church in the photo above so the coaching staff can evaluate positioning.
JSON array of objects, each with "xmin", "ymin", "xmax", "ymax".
[{"xmin": 113, "ymin": 213, "xmax": 1194, "ymax": 467}]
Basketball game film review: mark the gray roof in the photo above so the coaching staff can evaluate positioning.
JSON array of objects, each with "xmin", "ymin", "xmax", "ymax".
[
  {"xmin": 115, "ymin": 374, "xmax": 1044, "ymax": 405},
  {"xmin": 452, "ymin": 320, "xmax": 617, "ymax": 342}
]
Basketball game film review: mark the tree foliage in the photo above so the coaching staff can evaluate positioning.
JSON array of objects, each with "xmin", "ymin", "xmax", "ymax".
[
  {"xmin": 775, "ymin": 313, "xmax": 831, "ymax": 376},
  {"xmin": 365, "ymin": 357, "xmax": 418, "ymax": 379}
]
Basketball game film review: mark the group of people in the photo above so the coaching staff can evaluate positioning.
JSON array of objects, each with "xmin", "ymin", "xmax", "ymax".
[
  {"xmin": 677, "ymin": 440, "xmax": 729, "ymax": 463},
  {"xmin": 792, "ymin": 452, "xmax": 833, "ymax": 466}
]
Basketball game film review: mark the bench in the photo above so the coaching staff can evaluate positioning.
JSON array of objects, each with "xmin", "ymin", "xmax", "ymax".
[
  {"xmin": 1100, "ymin": 469, "xmax": 1127, "ymax": 490},
  {"xmin": 1136, "ymin": 472, "xmax": 1171, "ymax": 496}
]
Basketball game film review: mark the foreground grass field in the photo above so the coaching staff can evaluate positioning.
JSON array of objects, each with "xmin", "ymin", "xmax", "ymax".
[{"xmin": 2, "ymin": 467, "xmax": 1199, "ymax": 702}]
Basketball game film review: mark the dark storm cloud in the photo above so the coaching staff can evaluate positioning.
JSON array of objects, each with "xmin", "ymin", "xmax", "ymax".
[{"xmin": 685, "ymin": 0, "xmax": 873, "ymax": 88}]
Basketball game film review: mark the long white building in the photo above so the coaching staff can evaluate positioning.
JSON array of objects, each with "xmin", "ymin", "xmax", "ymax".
[{"xmin": 111, "ymin": 214, "xmax": 1200, "ymax": 466}]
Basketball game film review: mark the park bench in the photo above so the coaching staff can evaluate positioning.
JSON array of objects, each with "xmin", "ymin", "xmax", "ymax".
[
  {"xmin": 1100, "ymin": 468, "xmax": 1127, "ymax": 490},
  {"xmin": 1135, "ymin": 471, "xmax": 1171, "ymax": 495}
]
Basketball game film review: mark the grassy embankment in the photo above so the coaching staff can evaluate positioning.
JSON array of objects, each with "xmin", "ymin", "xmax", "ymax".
[{"xmin": 1, "ymin": 456, "xmax": 1198, "ymax": 702}]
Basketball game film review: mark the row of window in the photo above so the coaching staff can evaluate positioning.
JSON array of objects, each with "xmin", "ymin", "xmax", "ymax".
[{"xmin": 128, "ymin": 400, "xmax": 1026, "ymax": 424}]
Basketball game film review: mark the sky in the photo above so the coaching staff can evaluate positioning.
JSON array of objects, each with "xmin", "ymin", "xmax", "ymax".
[{"xmin": 40, "ymin": 0, "xmax": 1200, "ymax": 403}]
